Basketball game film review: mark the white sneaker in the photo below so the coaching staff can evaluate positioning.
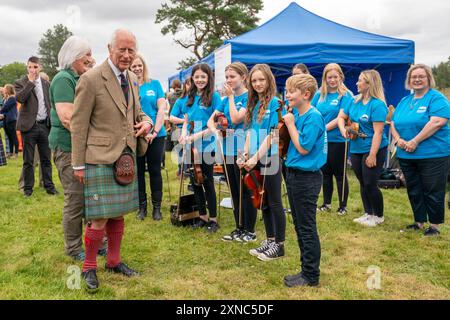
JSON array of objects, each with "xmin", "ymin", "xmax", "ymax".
[
  {"xmin": 360, "ymin": 215, "xmax": 384, "ymax": 227},
  {"xmin": 353, "ymin": 213, "xmax": 370, "ymax": 223}
]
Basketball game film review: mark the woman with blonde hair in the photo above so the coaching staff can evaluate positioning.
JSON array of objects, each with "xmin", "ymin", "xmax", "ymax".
[
  {"xmin": 130, "ymin": 54, "xmax": 167, "ymax": 221},
  {"xmin": 337, "ymin": 70, "xmax": 389, "ymax": 227},
  {"xmin": 390, "ymin": 64, "xmax": 450, "ymax": 236},
  {"xmin": 0, "ymin": 84, "xmax": 19, "ymax": 158},
  {"xmin": 312, "ymin": 63, "xmax": 353, "ymax": 215},
  {"xmin": 239, "ymin": 64, "xmax": 286, "ymax": 261}
]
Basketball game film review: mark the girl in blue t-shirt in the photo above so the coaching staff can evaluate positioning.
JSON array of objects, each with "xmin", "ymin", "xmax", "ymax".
[
  {"xmin": 130, "ymin": 55, "xmax": 166, "ymax": 221},
  {"xmin": 390, "ymin": 64, "xmax": 450, "ymax": 236},
  {"xmin": 239, "ymin": 64, "xmax": 286, "ymax": 261},
  {"xmin": 282, "ymin": 73, "xmax": 326, "ymax": 287},
  {"xmin": 170, "ymin": 77, "xmax": 192, "ymax": 176},
  {"xmin": 312, "ymin": 63, "xmax": 353, "ymax": 215},
  {"xmin": 179, "ymin": 63, "xmax": 221, "ymax": 233},
  {"xmin": 207, "ymin": 62, "xmax": 257, "ymax": 243},
  {"xmin": 338, "ymin": 70, "xmax": 388, "ymax": 227}
]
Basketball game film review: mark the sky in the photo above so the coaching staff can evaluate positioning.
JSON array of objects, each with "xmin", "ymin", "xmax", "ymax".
[{"xmin": 0, "ymin": 0, "xmax": 448, "ymax": 89}]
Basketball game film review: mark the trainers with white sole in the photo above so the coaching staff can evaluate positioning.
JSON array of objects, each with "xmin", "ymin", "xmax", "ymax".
[
  {"xmin": 353, "ymin": 213, "xmax": 370, "ymax": 223},
  {"xmin": 360, "ymin": 215, "xmax": 384, "ymax": 227}
]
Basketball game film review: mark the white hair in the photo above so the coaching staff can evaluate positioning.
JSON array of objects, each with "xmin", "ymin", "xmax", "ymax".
[
  {"xmin": 109, "ymin": 29, "xmax": 138, "ymax": 50},
  {"xmin": 58, "ymin": 35, "xmax": 91, "ymax": 70}
]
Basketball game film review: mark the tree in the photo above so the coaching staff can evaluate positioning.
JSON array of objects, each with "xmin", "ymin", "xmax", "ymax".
[
  {"xmin": 38, "ymin": 24, "xmax": 73, "ymax": 79},
  {"xmin": 432, "ymin": 56, "xmax": 450, "ymax": 89},
  {"xmin": 0, "ymin": 62, "xmax": 27, "ymax": 86},
  {"xmin": 156, "ymin": 0, "xmax": 263, "ymax": 69}
]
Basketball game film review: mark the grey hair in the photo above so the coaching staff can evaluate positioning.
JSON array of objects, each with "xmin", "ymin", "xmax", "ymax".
[
  {"xmin": 58, "ymin": 35, "xmax": 91, "ymax": 70},
  {"xmin": 109, "ymin": 29, "xmax": 138, "ymax": 50}
]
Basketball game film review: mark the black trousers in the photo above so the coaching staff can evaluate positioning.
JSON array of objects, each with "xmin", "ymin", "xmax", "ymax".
[
  {"xmin": 21, "ymin": 122, "xmax": 55, "ymax": 192},
  {"xmin": 190, "ymin": 152, "xmax": 217, "ymax": 218},
  {"xmin": 286, "ymin": 168, "xmax": 322, "ymax": 284},
  {"xmin": 225, "ymin": 157, "xmax": 257, "ymax": 232},
  {"xmin": 321, "ymin": 142, "xmax": 349, "ymax": 208},
  {"xmin": 137, "ymin": 136, "xmax": 165, "ymax": 204},
  {"xmin": 399, "ymin": 156, "xmax": 450, "ymax": 225},
  {"xmin": 350, "ymin": 147, "xmax": 387, "ymax": 217},
  {"xmin": 4, "ymin": 121, "xmax": 19, "ymax": 154},
  {"xmin": 258, "ymin": 158, "xmax": 286, "ymax": 243}
]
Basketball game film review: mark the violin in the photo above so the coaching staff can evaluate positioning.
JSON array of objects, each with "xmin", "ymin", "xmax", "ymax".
[
  {"xmin": 243, "ymin": 169, "xmax": 265, "ymax": 209},
  {"xmin": 275, "ymin": 100, "xmax": 291, "ymax": 159},
  {"xmin": 189, "ymin": 121, "xmax": 204, "ymax": 185},
  {"xmin": 214, "ymin": 113, "xmax": 229, "ymax": 138},
  {"xmin": 345, "ymin": 119, "xmax": 367, "ymax": 140}
]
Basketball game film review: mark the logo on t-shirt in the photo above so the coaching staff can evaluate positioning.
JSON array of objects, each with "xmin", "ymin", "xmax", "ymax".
[
  {"xmin": 360, "ymin": 114, "xmax": 369, "ymax": 122},
  {"xmin": 146, "ymin": 90, "xmax": 155, "ymax": 96},
  {"xmin": 330, "ymin": 99, "xmax": 339, "ymax": 106},
  {"xmin": 417, "ymin": 106, "xmax": 427, "ymax": 114}
]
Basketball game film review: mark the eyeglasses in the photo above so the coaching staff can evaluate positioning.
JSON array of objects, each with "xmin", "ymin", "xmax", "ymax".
[{"xmin": 411, "ymin": 75, "xmax": 427, "ymax": 80}]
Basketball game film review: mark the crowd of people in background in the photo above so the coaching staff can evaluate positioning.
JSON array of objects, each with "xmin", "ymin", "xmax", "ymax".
[{"xmin": 0, "ymin": 28, "xmax": 448, "ymax": 291}]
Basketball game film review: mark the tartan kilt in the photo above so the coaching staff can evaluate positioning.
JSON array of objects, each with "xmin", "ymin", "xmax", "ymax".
[
  {"xmin": 0, "ymin": 132, "xmax": 6, "ymax": 166},
  {"xmin": 84, "ymin": 163, "xmax": 138, "ymax": 220}
]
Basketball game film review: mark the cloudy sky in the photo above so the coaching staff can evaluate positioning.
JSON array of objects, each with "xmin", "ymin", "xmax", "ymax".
[{"xmin": 0, "ymin": 0, "xmax": 448, "ymax": 88}]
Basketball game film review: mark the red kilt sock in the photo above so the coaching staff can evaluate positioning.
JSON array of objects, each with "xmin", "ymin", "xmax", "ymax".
[
  {"xmin": 105, "ymin": 218, "xmax": 124, "ymax": 268},
  {"xmin": 82, "ymin": 226, "xmax": 105, "ymax": 272}
]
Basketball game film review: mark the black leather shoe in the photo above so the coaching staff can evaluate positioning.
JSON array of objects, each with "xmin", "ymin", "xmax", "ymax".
[
  {"xmin": 152, "ymin": 205, "xmax": 162, "ymax": 221},
  {"xmin": 284, "ymin": 272, "xmax": 303, "ymax": 283},
  {"xmin": 105, "ymin": 262, "xmax": 139, "ymax": 277},
  {"xmin": 284, "ymin": 275, "xmax": 319, "ymax": 288},
  {"xmin": 46, "ymin": 189, "xmax": 59, "ymax": 195},
  {"xmin": 137, "ymin": 206, "xmax": 147, "ymax": 220},
  {"xmin": 24, "ymin": 190, "xmax": 33, "ymax": 197},
  {"xmin": 82, "ymin": 269, "xmax": 99, "ymax": 291}
]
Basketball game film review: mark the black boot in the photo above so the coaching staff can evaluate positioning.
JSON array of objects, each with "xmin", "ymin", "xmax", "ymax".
[
  {"xmin": 137, "ymin": 193, "xmax": 147, "ymax": 221},
  {"xmin": 152, "ymin": 200, "xmax": 162, "ymax": 221}
]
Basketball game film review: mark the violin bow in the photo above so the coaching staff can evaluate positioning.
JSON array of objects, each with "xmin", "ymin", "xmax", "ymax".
[
  {"xmin": 342, "ymin": 137, "xmax": 348, "ymax": 205},
  {"xmin": 237, "ymin": 150, "xmax": 244, "ymax": 229},
  {"xmin": 214, "ymin": 127, "xmax": 235, "ymax": 212}
]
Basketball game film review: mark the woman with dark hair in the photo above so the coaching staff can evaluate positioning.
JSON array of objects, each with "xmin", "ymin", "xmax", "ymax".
[
  {"xmin": 179, "ymin": 64, "xmax": 222, "ymax": 233},
  {"xmin": 391, "ymin": 64, "xmax": 450, "ymax": 236}
]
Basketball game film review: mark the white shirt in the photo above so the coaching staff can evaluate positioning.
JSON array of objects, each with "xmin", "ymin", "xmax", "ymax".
[
  {"xmin": 34, "ymin": 77, "xmax": 47, "ymax": 121},
  {"xmin": 108, "ymin": 58, "xmax": 127, "ymax": 85}
]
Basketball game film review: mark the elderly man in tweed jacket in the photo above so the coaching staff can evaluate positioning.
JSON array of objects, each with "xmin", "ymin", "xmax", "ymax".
[{"xmin": 71, "ymin": 29, "xmax": 152, "ymax": 291}]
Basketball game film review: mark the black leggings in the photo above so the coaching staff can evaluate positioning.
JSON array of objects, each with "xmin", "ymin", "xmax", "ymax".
[
  {"xmin": 191, "ymin": 152, "xmax": 217, "ymax": 218},
  {"xmin": 4, "ymin": 121, "xmax": 19, "ymax": 154},
  {"xmin": 258, "ymin": 158, "xmax": 286, "ymax": 243},
  {"xmin": 225, "ymin": 158, "xmax": 257, "ymax": 233},
  {"xmin": 350, "ymin": 147, "xmax": 387, "ymax": 217},
  {"xmin": 321, "ymin": 142, "xmax": 349, "ymax": 208},
  {"xmin": 137, "ymin": 136, "xmax": 165, "ymax": 204}
]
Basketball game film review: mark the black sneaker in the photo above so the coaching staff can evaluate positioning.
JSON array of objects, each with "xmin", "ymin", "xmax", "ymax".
[
  {"xmin": 257, "ymin": 242, "xmax": 285, "ymax": 261},
  {"xmin": 284, "ymin": 275, "xmax": 319, "ymax": 287},
  {"xmin": 238, "ymin": 231, "xmax": 257, "ymax": 243},
  {"xmin": 82, "ymin": 269, "xmax": 99, "ymax": 291},
  {"xmin": 424, "ymin": 227, "xmax": 440, "ymax": 237},
  {"xmin": 317, "ymin": 204, "xmax": 331, "ymax": 212},
  {"xmin": 206, "ymin": 221, "xmax": 220, "ymax": 233},
  {"xmin": 249, "ymin": 239, "xmax": 274, "ymax": 257},
  {"xmin": 192, "ymin": 218, "xmax": 208, "ymax": 229},
  {"xmin": 337, "ymin": 207, "xmax": 347, "ymax": 216},
  {"xmin": 222, "ymin": 229, "xmax": 243, "ymax": 242},
  {"xmin": 284, "ymin": 272, "xmax": 303, "ymax": 282}
]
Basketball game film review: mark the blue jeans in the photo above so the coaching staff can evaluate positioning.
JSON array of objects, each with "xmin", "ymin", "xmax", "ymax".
[{"xmin": 286, "ymin": 168, "xmax": 322, "ymax": 284}]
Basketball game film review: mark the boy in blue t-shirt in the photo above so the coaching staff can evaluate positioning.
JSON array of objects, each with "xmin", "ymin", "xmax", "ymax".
[{"xmin": 282, "ymin": 74, "xmax": 326, "ymax": 287}]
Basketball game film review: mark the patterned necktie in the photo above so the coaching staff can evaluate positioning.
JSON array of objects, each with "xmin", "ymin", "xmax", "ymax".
[{"xmin": 119, "ymin": 73, "xmax": 129, "ymax": 104}]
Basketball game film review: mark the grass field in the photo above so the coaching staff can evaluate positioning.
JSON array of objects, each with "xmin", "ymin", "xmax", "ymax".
[{"xmin": 0, "ymin": 148, "xmax": 448, "ymax": 300}]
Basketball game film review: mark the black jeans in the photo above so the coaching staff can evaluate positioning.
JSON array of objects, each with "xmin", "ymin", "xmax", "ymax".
[
  {"xmin": 321, "ymin": 142, "xmax": 348, "ymax": 208},
  {"xmin": 350, "ymin": 147, "xmax": 387, "ymax": 217},
  {"xmin": 190, "ymin": 152, "xmax": 217, "ymax": 218},
  {"xmin": 286, "ymin": 167, "xmax": 322, "ymax": 284},
  {"xmin": 258, "ymin": 158, "xmax": 286, "ymax": 243},
  {"xmin": 4, "ymin": 120, "xmax": 19, "ymax": 154},
  {"xmin": 137, "ymin": 136, "xmax": 165, "ymax": 204},
  {"xmin": 225, "ymin": 157, "xmax": 257, "ymax": 232},
  {"xmin": 399, "ymin": 156, "xmax": 450, "ymax": 225},
  {"xmin": 21, "ymin": 122, "xmax": 55, "ymax": 192}
]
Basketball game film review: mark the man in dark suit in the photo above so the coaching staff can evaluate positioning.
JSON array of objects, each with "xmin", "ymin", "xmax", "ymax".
[{"xmin": 14, "ymin": 56, "xmax": 57, "ymax": 197}]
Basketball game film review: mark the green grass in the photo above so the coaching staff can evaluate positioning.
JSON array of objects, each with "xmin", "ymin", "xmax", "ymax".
[{"xmin": 0, "ymin": 148, "xmax": 449, "ymax": 300}]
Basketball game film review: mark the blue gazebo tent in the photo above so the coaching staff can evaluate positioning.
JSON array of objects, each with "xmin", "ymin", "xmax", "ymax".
[{"xmin": 169, "ymin": 2, "xmax": 415, "ymax": 105}]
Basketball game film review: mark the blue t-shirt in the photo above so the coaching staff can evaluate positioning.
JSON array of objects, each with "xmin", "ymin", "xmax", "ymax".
[
  {"xmin": 343, "ymin": 97, "xmax": 389, "ymax": 154},
  {"xmin": 311, "ymin": 91, "xmax": 353, "ymax": 143},
  {"xmin": 392, "ymin": 89, "xmax": 450, "ymax": 159},
  {"xmin": 182, "ymin": 92, "xmax": 222, "ymax": 153},
  {"xmin": 139, "ymin": 80, "xmax": 166, "ymax": 137},
  {"xmin": 216, "ymin": 92, "xmax": 247, "ymax": 156},
  {"xmin": 248, "ymin": 97, "xmax": 285, "ymax": 157},
  {"xmin": 170, "ymin": 96, "xmax": 188, "ymax": 128},
  {"xmin": 285, "ymin": 107, "xmax": 327, "ymax": 171}
]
